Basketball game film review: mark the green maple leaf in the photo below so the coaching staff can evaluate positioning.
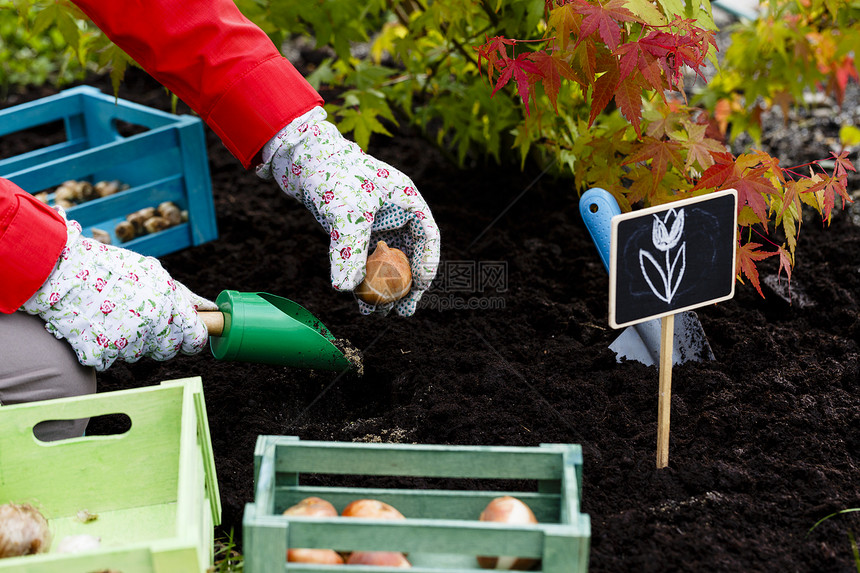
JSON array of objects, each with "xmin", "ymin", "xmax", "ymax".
[
  {"xmin": 643, "ymin": 103, "xmax": 684, "ymax": 139},
  {"xmin": 771, "ymin": 183, "xmax": 802, "ymax": 256},
  {"xmin": 31, "ymin": 3, "xmax": 60, "ymax": 35},
  {"xmin": 622, "ymin": 0, "xmax": 668, "ymax": 26},
  {"xmin": 654, "ymin": 0, "xmax": 685, "ymax": 21},
  {"xmin": 32, "ymin": 2, "xmax": 86, "ymax": 64},
  {"xmin": 778, "ymin": 177, "xmax": 822, "ymax": 223},
  {"xmin": 569, "ymin": 40, "xmax": 598, "ymax": 88},
  {"xmin": 336, "ymin": 108, "xmax": 393, "ymax": 150},
  {"xmin": 547, "ymin": 3, "xmax": 581, "ymax": 50},
  {"xmin": 343, "ymin": 60, "xmax": 395, "ymax": 91},
  {"xmin": 780, "ymin": 201, "xmax": 799, "ymax": 254},
  {"xmin": 371, "ymin": 21, "xmax": 408, "ymax": 65},
  {"xmin": 685, "ymin": 0, "xmax": 716, "ymax": 31},
  {"xmin": 95, "ymin": 41, "xmax": 135, "ymax": 97},
  {"xmin": 13, "ymin": 0, "xmax": 32, "ymax": 24},
  {"xmin": 669, "ymin": 120, "xmax": 726, "ymax": 172},
  {"xmin": 333, "ymin": 90, "xmax": 396, "ymax": 150},
  {"xmin": 626, "ymin": 165, "xmax": 657, "ymax": 204}
]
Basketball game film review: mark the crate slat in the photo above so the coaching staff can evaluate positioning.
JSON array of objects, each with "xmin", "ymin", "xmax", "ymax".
[
  {"xmin": 273, "ymin": 440, "xmax": 577, "ymax": 480},
  {"xmin": 275, "ymin": 486, "xmax": 562, "ymax": 522},
  {"xmin": 0, "ymin": 138, "xmax": 88, "ymax": 174},
  {"xmin": 285, "ymin": 517, "xmax": 548, "ymax": 555}
]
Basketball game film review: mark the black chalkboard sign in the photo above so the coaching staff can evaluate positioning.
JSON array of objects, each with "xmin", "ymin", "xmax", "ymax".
[{"xmin": 609, "ymin": 190, "xmax": 738, "ymax": 328}]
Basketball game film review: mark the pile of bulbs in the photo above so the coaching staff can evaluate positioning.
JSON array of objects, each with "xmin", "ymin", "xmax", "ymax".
[
  {"xmin": 35, "ymin": 179, "xmax": 129, "ymax": 211},
  {"xmin": 282, "ymin": 495, "xmax": 540, "ymax": 569},
  {"xmin": 111, "ymin": 201, "xmax": 186, "ymax": 244},
  {"xmin": 31, "ymin": 179, "xmax": 187, "ymax": 246}
]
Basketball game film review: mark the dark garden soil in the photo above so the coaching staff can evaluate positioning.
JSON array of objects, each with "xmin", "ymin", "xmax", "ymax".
[{"xmin": 4, "ymin": 65, "xmax": 860, "ymax": 572}]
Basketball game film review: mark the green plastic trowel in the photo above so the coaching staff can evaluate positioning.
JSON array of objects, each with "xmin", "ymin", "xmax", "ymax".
[{"xmin": 199, "ymin": 290, "xmax": 354, "ymax": 371}]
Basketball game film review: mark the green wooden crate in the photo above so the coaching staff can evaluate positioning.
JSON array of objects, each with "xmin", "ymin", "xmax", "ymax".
[
  {"xmin": 0, "ymin": 377, "xmax": 221, "ymax": 573},
  {"xmin": 243, "ymin": 436, "xmax": 590, "ymax": 573}
]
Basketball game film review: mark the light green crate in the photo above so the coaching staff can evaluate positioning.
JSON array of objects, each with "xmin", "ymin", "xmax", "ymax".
[
  {"xmin": 243, "ymin": 436, "xmax": 590, "ymax": 573},
  {"xmin": 0, "ymin": 377, "xmax": 221, "ymax": 573}
]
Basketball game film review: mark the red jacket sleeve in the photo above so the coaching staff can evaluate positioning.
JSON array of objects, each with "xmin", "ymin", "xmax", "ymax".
[
  {"xmin": 2, "ymin": 2, "xmax": 321, "ymax": 312},
  {"xmin": 0, "ymin": 180, "xmax": 66, "ymax": 313},
  {"xmin": 71, "ymin": 0, "xmax": 324, "ymax": 169}
]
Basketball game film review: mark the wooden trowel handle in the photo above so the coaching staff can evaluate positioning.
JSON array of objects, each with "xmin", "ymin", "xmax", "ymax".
[{"xmin": 199, "ymin": 311, "xmax": 225, "ymax": 337}]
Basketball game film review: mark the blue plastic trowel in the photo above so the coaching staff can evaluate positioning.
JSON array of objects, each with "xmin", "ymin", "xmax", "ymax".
[{"xmin": 579, "ymin": 188, "xmax": 715, "ymax": 366}]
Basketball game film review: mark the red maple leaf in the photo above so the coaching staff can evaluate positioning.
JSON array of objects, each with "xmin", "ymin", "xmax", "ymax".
[
  {"xmin": 639, "ymin": 21, "xmax": 715, "ymax": 88},
  {"xmin": 530, "ymin": 50, "xmax": 579, "ymax": 112},
  {"xmin": 736, "ymin": 241, "xmax": 775, "ymax": 298},
  {"xmin": 831, "ymin": 149, "xmax": 857, "ymax": 183},
  {"xmin": 779, "ymin": 176, "xmax": 825, "ymax": 222},
  {"xmin": 693, "ymin": 152, "xmax": 775, "ymax": 227},
  {"xmin": 776, "ymin": 244, "xmax": 792, "ymax": 283},
  {"xmin": 820, "ymin": 174, "xmax": 852, "ymax": 222},
  {"xmin": 615, "ymin": 39, "xmax": 664, "ymax": 92},
  {"xmin": 572, "ymin": 0, "xmax": 637, "ymax": 51},
  {"xmin": 670, "ymin": 17, "xmax": 717, "ymax": 65},
  {"xmin": 830, "ymin": 55, "xmax": 859, "ymax": 106},
  {"xmin": 795, "ymin": 151, "xmax": 854, "ymax": 222},
  {"xmin": 623, "ymin": 137, "xmax": 685, "ymax": 194},
  {"xmin": 474, "ymin": 35, "xmax": 516, "ymax": 82},
  {"xmin": 691, "ymin": 151, "xmax": 735, "ymax": 191},
  {"xmin": 733, "ymin": 167, "xmax": 775, "ymax": 228},
  {"xmin": 588, "ymin": 58, "xmax": 620, "ymax": 126},
  {"xmin": 491, "ymin": 52, "xmax": 543, "ymax": 115},
  {"xmin": 614, "ymin": 73, "xmax": 647, "ymax": 136}
]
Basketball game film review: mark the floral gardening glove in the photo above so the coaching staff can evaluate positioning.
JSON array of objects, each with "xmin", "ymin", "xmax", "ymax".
[
  {"xmin": 20, "ymin": 211, "xmax": 217, "ymax": 372},
  {"xmin": 256, "ymin": 106, "xmax": 441, "ymax": 316}
]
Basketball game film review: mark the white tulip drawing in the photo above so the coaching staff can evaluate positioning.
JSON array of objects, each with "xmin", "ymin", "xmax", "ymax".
[{"xmin": 639, "ymin": 208, "xmax": 686, "ymax": 303}]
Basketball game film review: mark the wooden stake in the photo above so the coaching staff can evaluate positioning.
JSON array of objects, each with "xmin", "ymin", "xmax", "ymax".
[{"xmin": 656, "ymin": 314, "xmax": 674, "ymax": 469}]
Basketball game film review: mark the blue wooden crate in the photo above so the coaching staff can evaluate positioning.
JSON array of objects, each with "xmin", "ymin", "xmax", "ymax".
[
  {"xmin": 244, "ymin": 436, "xmax": 591, "ymax": 572},
  {"xmin": 0, "ymin": 85, "xmax": 217, "ymax": 257}
]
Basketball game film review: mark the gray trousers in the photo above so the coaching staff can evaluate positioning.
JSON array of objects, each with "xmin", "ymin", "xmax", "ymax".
[{"xmin": 0, "ymin": 311, "xmax": 96, "ymax": 440}]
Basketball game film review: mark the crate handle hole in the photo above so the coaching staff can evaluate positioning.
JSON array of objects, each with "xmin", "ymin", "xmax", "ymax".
[
  {"xmin": 33, "ymin": 413, "xmax": 132, "ymax": 442},
  {"xmin": 112, "ymin": 119, "xmax": 150, "ymax": 138}
]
